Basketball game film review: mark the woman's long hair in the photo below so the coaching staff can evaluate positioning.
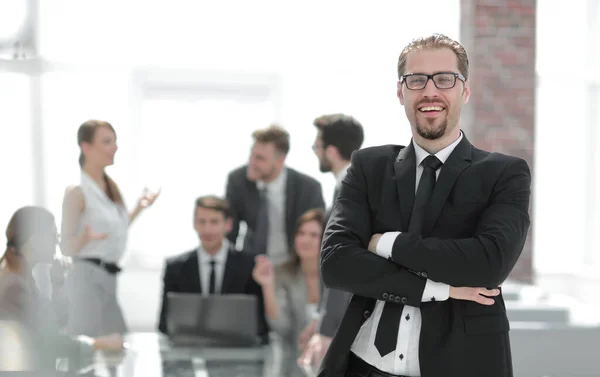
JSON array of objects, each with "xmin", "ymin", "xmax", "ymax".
[
  {"xmin": 1, "ymin": 207, "xmax": 56, "ymax": 272},
  {"xmin": 281, "ymin": 208, "xmax": 325, "ymax": 276},
  {"xmin": 77, "ymin": 120, "xmax": 124, "ymax": 205}
]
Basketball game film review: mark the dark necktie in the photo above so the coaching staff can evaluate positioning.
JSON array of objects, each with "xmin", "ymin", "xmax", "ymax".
[
  {"xmin": 374, "ymin": 155, "xmax": 443, "ymax": 357},
  {"xmin": 208, "ymin": 260, "xmax": 216, "ymax": 294},
  {"xmin": 253, "ymin": 187, "xmax": 269, "ymax": 255}
]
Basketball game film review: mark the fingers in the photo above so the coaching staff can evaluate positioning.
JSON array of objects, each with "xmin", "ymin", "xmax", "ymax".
[
  {"xmin": 478, "ymin": 288, "xmax": 500, "ymax": 297},
  {"xmin": 474, "ymin": 294, "xmax": 495, "ymax": 305},
  {"xmin": 298, "ymin": 345, "xmax": 314, "ymax": 366},
  {"xmin": 473, "ymin": 288, "xmax": 500, "ymax": 305},
  {"xmin": 255, "ymin": 254, "xmax": 268, "ymax": 263}
]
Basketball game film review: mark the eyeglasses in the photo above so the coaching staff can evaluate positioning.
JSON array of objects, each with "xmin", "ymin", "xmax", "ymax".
[{"xmin": 400, "ymin": 72, "xmax": 466, "ymax": 90}]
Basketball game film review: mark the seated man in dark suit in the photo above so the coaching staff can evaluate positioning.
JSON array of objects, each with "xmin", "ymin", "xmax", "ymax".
[{"xmin": 158, "ymin": 195, "xmax": 268, "ymax": 341}]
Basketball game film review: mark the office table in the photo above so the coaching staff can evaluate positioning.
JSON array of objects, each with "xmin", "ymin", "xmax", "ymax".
[{"xmin": 74, "ymin": 332, "xmax": 314, "ymax": 377}]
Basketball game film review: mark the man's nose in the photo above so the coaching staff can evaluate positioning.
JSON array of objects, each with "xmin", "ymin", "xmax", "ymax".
[{"xmin": 422, "ymin": 78, "xmax": 440, "ymax": 97}]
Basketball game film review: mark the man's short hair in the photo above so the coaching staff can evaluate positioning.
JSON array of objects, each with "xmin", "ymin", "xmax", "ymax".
[
  {"xmin": 252, "ymin": 124, "xmax": 290, "ymax": 155},
  {"xmin": 313, "ymin": 114, "xmax": 364, "ymax": 160},
  {"xmin": 397, "ymin": 33, "xmax": 469, "ymax": 80},
  {"xmin": 195, "ymin": 195, "xmax": 230, "ymax": 218}
]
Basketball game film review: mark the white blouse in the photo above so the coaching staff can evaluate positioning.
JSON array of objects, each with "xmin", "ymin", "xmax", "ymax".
[{"xmin": 76, "ymin": 172, "xmax": 129, "ymax": 263}]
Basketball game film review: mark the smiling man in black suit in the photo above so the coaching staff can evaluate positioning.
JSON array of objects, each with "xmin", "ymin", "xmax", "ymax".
[{"xmin": 319, "ymin": 34, "xmax": 531, "ymax": 377}]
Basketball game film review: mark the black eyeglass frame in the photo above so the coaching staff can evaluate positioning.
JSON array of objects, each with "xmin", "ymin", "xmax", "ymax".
[{"xmin": 400, "ymin": 72, "xmax": 466, "ymax": 90}]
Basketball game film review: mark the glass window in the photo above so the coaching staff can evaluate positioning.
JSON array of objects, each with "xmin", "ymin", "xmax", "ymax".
[
  {"xmin": 0, "ymin": 73, "xmax": 34, "ymax": 230},
  {"xmin": 40, "ymin": 70, "xmax": 132, "ymax": 228},
  {"xmin": 591, "ymin": 85, "xmax": 600, "ymax": 266},
  {"xmin": 125, "ymin": 94, "xmax": 275, "ymax": 262}
]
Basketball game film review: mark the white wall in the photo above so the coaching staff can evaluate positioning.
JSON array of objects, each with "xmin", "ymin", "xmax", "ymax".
[{"xmin": 534, "ymin": 0, "xmax": 600, "ymax": 284}]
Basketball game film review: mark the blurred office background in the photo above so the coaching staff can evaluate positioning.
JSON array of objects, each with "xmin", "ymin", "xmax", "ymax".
[{"xmin": 1, "ymin": 0, "xmax": 599, "ymax": 375}]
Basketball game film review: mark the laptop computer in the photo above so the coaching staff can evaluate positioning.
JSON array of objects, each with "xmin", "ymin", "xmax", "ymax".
[{"xmin": 166, "ymin": 292, "xmax": 261, "ymax": 348}]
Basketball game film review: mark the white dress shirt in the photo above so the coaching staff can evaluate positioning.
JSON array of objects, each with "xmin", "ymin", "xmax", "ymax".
[
  {"xmin": 257, "ymin": 168, "xmax": 289, "ymax": 265},
  {"xmin": 197, "ymin": 239, "xmax": 230, "ymax": 295},
  {"xmin": 335, "ymin": 163, "xmax": 350, "ymax": 189},
  {"xmin": 350, "ymin": 132, "xmax": 463, "ymax": 376}
]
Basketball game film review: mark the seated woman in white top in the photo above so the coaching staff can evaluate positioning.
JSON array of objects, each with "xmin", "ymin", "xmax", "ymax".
[
  {"xmin": 252, "ymin": 209, "xmax": 323, "ymax": 350},
  {"xmin": 0, "ymin": 206, "xmax": 124, "ymax": 371},
  {"xmin": 61, "ymin": 120, "xmax": 160, "ymax": 337}
]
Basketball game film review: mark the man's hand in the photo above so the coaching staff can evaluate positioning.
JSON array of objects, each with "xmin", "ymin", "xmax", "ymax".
[
  {"xmin": 368, "ymin": 234, "xmax": 382, "ymax": 253},
  {"xmin": 298, "ymin": 333, "xmax": 332, "ymax": 370},
  {"xmin": 449, "ymin": 286, "xmax": 500, "ymax": 305}
]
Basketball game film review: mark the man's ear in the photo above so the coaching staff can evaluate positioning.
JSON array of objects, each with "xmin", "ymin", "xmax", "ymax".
[
  {"xmin": 462, "ymin": 80, "xmax": 470, "ymax": 104},
  {"xmin": 225, "ymin": 217, "xmax": 233, "ymax": 234},
  {"xmin": 397, "ymin": 81, "xmax": 405, "ymax": 105}
]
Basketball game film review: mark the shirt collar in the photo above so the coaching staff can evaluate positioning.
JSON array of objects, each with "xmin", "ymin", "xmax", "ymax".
[
  {"xmin": 257, "ymin": 167, "xmax": 287, "ymax": 193},
  {"xmin": 412, "ymin": 131, "xmax": 463, "ymax": 167},
  {"xmin": 198, "ymin": 239, "xmax": 230, "ymax": 264},
  {"xmin": 334, "ymin": 163, "xmax": 351, "ymax": 188}
]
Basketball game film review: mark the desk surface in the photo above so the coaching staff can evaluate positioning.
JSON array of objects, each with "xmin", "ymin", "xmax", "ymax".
[{"xmin": 78, "ymin": 333, "xmax": 314, "ymax": 377}]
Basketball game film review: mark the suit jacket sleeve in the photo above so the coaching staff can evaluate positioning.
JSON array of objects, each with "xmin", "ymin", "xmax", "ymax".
[
  {"xmin": 320, "ymin": 151, "xmax": 428, "ymax": 308},
  {"xmin": 317, "ymin": 288, "xmax": 351, "ymax": 337},
  {"xmin": 308, "ymin": 180, "xmax": 326, "ymax": 211},
  {"xmin": 390, "ymin": 158, "xmax": 531, "ymax": 288},
  {"xmin": 225, "ymin": 171, "xmax": 242, "ymax": 246},
  {"xmin": 263, "ymin": 273, "xmax": 294, "ymax": 340},
  {"xmin": 158, "ymin": 261, "xmax": 176, "ymax": 334},
  {"xmin": 245, "ymin": 268, "xmax": 270, "ymax": 339}
]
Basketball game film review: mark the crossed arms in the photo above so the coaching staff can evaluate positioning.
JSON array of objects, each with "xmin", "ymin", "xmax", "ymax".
[{"xmin": 320, "ymin": 150, "xmax": 531, "ymax": 306}]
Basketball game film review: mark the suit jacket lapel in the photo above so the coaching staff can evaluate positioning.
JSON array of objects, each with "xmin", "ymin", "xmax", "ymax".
[
  {"xmin": 285, "ymin": 170, "xmax": 296, "ymax": 247},
  {"xmin": 423, "ymin": 136, "xmax": 472, "ymax": 235},
  {"xmin": 220, "ymin": 248, "xmax": 237, "ymax": 294},
  {"xmin": 182, "ymin": 251, "xmax": 201, "ymax": 293},
  {"xmin": 393, "ymin": 144, "xmax": 417, "ymax": 231}
]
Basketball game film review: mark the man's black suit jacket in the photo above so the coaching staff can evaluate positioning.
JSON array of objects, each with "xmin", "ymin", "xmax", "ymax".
[
  {"xmin": 225, "ymin": 165, "xmax": 325, "ymax": 251},
  {"xmin": 319, "ymin": 136, "xmax": 531, "ymax": 377},
  {"xmin": 157, "ymin": 247, "xmax": 268, "ymax": 339},
  {"xmin": 317, "ymin": 193, "xmax": 352, "ymax": 337}
]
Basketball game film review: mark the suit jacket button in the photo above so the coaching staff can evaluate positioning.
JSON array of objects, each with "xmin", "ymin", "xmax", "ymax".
[
  {"xmin": 382, "ymin": 293, "xmax": 389, "ymax": 300},
  {"xmin": 401, "ymin": 297, "xmax": 408, "ymax": 304},
  {"xmin": 394, "ymin": 296, "xmax": 401, "ymax": 303},
  {"xmin": 388, "ymin": 294, "xmax": 395, "ymax": 301},
  {"xmin": 363, "ymin": 310, "xmax": 371, "ymax": 319},
  {"xmin": 422, "ymin": 272, "xmax": 428, "ymax": 278}
]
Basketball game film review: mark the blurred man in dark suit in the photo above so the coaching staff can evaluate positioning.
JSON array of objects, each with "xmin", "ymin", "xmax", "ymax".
[
  {"xmin": 299, "ymin": 114, "xmax": 364, "ymax": 367},
  {"xmin": 225, "ymin": 125, "xmax": 325, "ymax": 265},
  {"xmin": 158, "ymin": 195, "xmax": 267, "ymax": 340}
]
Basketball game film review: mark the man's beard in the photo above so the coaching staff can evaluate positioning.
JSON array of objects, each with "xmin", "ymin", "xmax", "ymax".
[
  {"xmin": 416, "ymin": 118, "xmax": 447, "ymax": 140},
  {"xmin": 319, "ymin": 157, "xmax": 332, "ymax": 173}
]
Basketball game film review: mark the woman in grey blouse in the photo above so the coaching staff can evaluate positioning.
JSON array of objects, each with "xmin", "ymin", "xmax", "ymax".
[
  {"xmin": 252, "ymin": 209, "xmax": 324, "ymax": 351},
  {"xmin": 0, "ymin": 206, "xmax": 124, "ymax": 371}
]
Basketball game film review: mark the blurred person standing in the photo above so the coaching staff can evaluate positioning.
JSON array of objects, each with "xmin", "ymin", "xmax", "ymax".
[
  {"xmin": 225, "ymin": 125, "xmax": 325, "ymax": 265},
  {"xmin": 0, "ymin": 206, "xmax": 124, "ymax": 371},
  {"xmin": 61, "ymin": 120, "xmax": 160, "ymax": 337},
  {"xmin": 299, "ymin": 113, "xmax": 364, "ymax": 369}
]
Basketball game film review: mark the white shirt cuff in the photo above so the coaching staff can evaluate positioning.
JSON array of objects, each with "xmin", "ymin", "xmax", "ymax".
[
  {"xmin": 375, "ymin": 232, "xmax": 401, "ymax": 259},
  {"xmin": 422, "ymin": 280, "xmax": 450, "ymax": 302}
]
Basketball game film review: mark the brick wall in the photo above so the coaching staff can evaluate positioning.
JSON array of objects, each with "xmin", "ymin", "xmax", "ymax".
[{"xmin": 460, "ymin": 0, "xmax": 536, "ymax": 283}]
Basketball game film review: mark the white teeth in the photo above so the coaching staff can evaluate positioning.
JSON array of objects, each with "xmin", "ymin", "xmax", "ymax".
[{"xmin": 419, "ymin": 106, "xmax": 444, "ymax": 112}]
